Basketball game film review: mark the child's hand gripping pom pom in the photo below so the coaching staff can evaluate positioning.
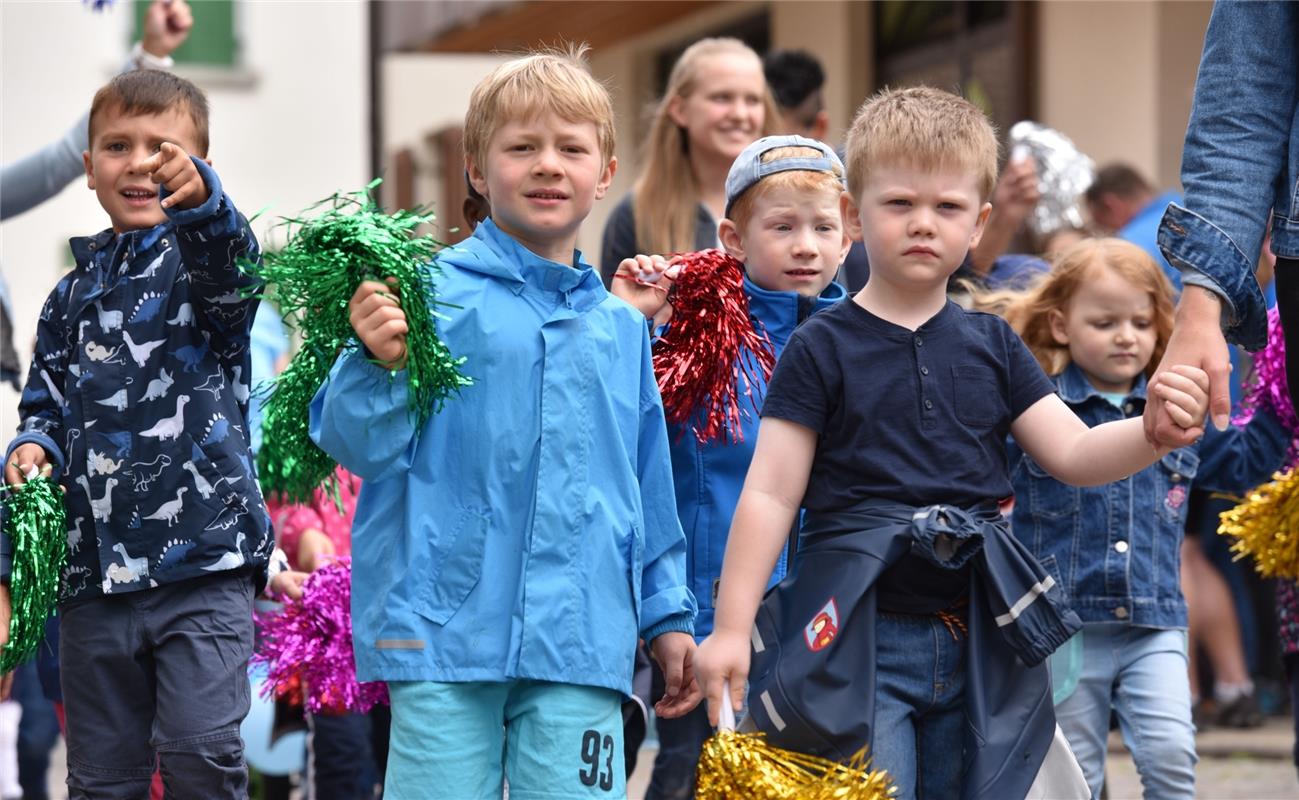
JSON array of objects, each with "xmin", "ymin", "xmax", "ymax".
[
  {"xmin": 1, "ymin": 466, "xmax": 68, "ymax": 672},
  {"xmin": 1220, "ymin": 308, "xmax": 1299, "ymax": 579},
  {"xmin": 650, "ymin": 249, "xmax": 777, "ymax": 444},
  {"xmin": 243, "ymin": 180, "xmax": 471, "ymax": 502},
  {"xmin": 252, "ymin": 557, "xmax": 388, "ymax": 715},
  {"xmin": 695, "ymin": 680, "xmax": 897, "ymax": 800}
]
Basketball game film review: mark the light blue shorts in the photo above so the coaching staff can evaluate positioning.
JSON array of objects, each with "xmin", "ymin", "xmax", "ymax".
[{"xmin": 385, "ymin": 680, "xmax": 625, "ymax": 800}]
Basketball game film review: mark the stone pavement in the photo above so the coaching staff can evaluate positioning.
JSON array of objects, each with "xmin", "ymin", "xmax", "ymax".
[{"xmin": 36, "ymin": 717, "xmax": 1299, "ymax": 798}]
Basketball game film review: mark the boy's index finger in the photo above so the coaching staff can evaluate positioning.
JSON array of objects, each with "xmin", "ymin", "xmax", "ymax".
[{"xmin": 137, "ymin": 149, "xmax": 165, "ymax": 177}]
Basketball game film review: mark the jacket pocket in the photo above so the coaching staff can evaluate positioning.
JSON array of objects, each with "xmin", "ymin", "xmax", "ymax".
[
  {"xmin": 1157, "ymin": 449, "xmax": 1199, "ymax": 524},
  {"xmin": 628, "ymin": 523, "xmax": 644, "ymax": 629},
  {"xmin": 414, "ymin": 506, "xmax": 489, "ymax": 625},
  {"xmin": 951, "ymin": 365, "xmax": 1004, "ymax": 428},
  {"xmin": 1019, "ymin": 456, "xmax": 1074, "ymax": 520}
]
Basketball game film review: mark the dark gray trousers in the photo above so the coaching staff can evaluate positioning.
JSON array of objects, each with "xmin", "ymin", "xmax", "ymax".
[{"xmin": 60, "ymin": 570, "xmax": 255, "ymax": 800}]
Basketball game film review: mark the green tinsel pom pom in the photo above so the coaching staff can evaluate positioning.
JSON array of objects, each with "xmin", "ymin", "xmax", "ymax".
[
  {"xmin": 245, "ymin": 180, "xmax": 470, "ymax": 501},
  {"xmin": 1, "ymin": 475, "xmax": 67, "ymax": 673}
]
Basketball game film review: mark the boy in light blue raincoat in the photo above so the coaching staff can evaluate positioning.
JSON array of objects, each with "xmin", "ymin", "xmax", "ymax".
[{"xmin": 310, "ymin": 46, "xmax": 699, "ymax": 799}]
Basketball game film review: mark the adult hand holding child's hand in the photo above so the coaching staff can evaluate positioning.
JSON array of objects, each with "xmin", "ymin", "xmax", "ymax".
[
  {"xmin": 140, "ymin": 141, "xmax": 208, "ymax": 211},
  {"xmin": 349, "ymin": 279, "xmax": 409, "ymax": 370},
  {"xmin": 1148, "ymin": 364, "xmax": 1211, "ymax": 443}
]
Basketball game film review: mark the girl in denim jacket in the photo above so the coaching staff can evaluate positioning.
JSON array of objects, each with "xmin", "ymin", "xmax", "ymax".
[{"xmin": 990, "ymin": 239, "xmax": 1291, "ymax": 799}]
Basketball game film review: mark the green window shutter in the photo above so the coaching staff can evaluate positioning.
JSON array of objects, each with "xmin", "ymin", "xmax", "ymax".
[{"xmin": 133, "ymin": 0, "xmax": 237, "ymax": 67}]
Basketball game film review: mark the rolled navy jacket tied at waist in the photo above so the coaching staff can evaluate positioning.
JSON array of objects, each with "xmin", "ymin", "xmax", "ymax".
[{"xmin": 746, "ymin": 499, "xmax": 1081, "ymax": 800}]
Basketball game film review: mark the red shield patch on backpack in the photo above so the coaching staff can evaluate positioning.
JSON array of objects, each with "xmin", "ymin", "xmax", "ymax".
[{"xmin": 804, "ymin": 598, "xmax": 839, "ymax": 652}]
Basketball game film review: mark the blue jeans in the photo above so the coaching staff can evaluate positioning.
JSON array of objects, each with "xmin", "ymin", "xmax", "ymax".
[
  {"xmin": 1052, "ymin": 624, "xmax": 1197, "ymax": 799},
  {"xmin": 872, "ymin": 611, "xmax": 967, "ymax": 800}
]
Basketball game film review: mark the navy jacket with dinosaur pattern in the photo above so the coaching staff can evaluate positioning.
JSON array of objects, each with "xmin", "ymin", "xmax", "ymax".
[{"xmin": 3, "ymin": 158, "xmax": 271, "ymax": 602}]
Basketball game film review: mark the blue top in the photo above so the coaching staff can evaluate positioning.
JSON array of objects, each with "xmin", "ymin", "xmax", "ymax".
[
  {"xmin": 3, "ymin": 158, "xmax": 271, "ymax": 599},
  {"xmin": 670, "ymin": 275, "xmax": 846, "ymax": 638},
  {"xmin": 310, "ymin": 219, "xmax": 696, "ymax": 695},
  {"xmin": 1118, "ymin": 190, "xmax": 1182, "ymax": 290},
  {"xmin": 1008, "ymin": 362, "xmax": 1290, "ymax": 628},
  {"xmin": 760, "ymin": 299, "xmax": 1057, "ymax": 611}
]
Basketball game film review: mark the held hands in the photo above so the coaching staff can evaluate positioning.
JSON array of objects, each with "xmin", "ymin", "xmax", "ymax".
[
  {"xmin": 141, "ymin": 0, "xmax": 194, "ymax": 59},
  {"xmin": 1144, "ymin": 287, "xmax": 1231, "ymax": 448},
  {"xmin": 1148, "ymin": 364, "xmax": 1211, "ymax": 447},
  {"xmin": 611, "ymin": 254, "xmax": 680, "ymax": 327},
  {"xmin": 649, "ymin": 631, "xmax": 703, "ymax": 719},
  {"xmin": 349, "ymin": 279, "xmax": 408, "ymax": 370},
  {"xmin": 138, "ymin": 142, "xmax": 208, "ymax": 211},
  {"xmin": 693, "ymin": 628, "xmax": 750, "ymax": 726}
]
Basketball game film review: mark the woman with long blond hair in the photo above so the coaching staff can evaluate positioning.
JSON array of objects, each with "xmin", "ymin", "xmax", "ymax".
[{"xmin": 599, "ymin": 37, "xmax": 780, "ymax": 284}]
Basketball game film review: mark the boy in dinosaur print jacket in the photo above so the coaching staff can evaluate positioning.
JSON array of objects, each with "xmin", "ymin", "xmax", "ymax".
[{"xmin": 1, "ymin": 70, "xmax": 270, "ymax": 797}]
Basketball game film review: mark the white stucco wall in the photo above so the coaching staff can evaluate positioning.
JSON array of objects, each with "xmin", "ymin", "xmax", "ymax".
[{"xmin": 1, "ymin": 0, "xmax": 370, "ymax": 429}]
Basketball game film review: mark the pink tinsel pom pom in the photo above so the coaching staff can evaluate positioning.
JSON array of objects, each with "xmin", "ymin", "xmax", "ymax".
[
  {"xmin": 1234, "ymin": 306, "xmax": 1299, "ymax": 463},
  {"xmin": 254, "ymin": 558, "xmax": 388, "ymax": 715}
]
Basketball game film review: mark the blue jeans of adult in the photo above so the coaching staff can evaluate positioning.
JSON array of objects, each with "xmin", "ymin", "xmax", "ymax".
[
  {"xmin": 1052, "ymin": 623, "xmax": 1197, "ymax": 799},
  {"xmin": 871, "ymin": 611, "xmax": 967, "ymax": 800}
]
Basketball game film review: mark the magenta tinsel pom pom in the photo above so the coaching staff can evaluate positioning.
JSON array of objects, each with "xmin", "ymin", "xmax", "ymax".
[
  {"xmin": 254, "ymin": 558, "xmax": 388, "ymax": 715},
  {"xmin": 1234, "ymin": 307, "xmax": 1299, "ymax": 461}
]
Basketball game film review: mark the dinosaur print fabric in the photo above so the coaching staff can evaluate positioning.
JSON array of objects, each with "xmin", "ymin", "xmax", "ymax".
[{"xmin": 8, "ymin": 160, "xmax": 272, "ymax": 602}]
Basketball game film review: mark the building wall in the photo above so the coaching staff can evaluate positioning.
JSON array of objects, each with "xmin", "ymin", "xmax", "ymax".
[
  {"xmin": 1037, "ymin": 0, "xmax": 1211, "ymax": 190},
  {"xmin": 1, "ymin": 1, "xmax": 369, "ymax": 426}
]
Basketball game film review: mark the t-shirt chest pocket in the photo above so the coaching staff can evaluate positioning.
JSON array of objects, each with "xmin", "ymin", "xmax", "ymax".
[{"xmin": 951, "ymin": 365, "xmax": 1005, "ymax": 427}]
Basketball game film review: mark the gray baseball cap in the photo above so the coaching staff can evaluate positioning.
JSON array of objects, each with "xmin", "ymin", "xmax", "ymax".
[{"xmin": 724, "ymin": 134, "xmax": 847, "ymax": 217}]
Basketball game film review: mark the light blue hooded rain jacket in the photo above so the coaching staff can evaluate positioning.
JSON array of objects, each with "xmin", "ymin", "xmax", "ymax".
[{"xmin": 310, "ymin": 219, "xmax": 696, "ymax": 695}]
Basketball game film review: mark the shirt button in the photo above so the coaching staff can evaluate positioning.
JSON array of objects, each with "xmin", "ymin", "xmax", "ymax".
[
  {"xmin": 1114, "ymin": 541, "xmax": 1129, "ymax": 554},
  {"xmin": 1123, "ymin": 402, "xmax": 1134, "ymax": 414},
  {"xmin": 920, "ymin": 366, "xmax": 929, "ymax": 376},
  {"xmin": 924, "ymin": 399, "xmax": 933, "ymax": 410},
  {"xmin": 1170, "ymin": 473, "xmax": 1182, "ymax": 483},
  {"xmin": 915, "ymin": 336, "xmax": 924, "ymax": 347},
  {"xmin": 1114, "ymin": 607, "xmax": 1129, "ymax": 620}
]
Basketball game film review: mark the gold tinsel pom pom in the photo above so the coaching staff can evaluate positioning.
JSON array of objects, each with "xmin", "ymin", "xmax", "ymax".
[
  {"xmin": 1219, "ymin": 467, "xmax": 1299, "ymax": 579},
  {"xmin": 695, "ymin": 730, "xmax": 896, "ymax": 800}
]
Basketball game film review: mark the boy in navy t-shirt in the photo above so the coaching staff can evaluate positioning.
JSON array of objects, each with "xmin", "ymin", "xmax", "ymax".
[{"xmin": 694, "ymin": 86, "xmax": 1211, "ymax": 798}]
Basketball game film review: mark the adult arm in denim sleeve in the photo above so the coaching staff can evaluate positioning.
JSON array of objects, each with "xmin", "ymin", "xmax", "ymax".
[
  {"xmin": 309, "ymin": 347, "xmax": 416, "ymax": 482},
  {"xmin": 1195, "ymin": 410, "xmax": 1291, "ymax": 493},
  {"xmin": 163, "ymin": 157, "xmax": 262, "ymax": 362},
  {"xmin": 634, "ymin": 331, "xmax": 696, "ymax": 641},
  {"xmin": 1157, "ymin": 1, "xmax": 1298, "ymax": 350},
  {"xmin": 5, "ymin": 287, "xmax": 70, "ymax": 476}
]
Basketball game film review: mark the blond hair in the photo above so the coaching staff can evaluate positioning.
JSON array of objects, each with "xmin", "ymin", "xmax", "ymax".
[
  {"xmin": 843, "ymin": 86, "xmax": 999, "ymax": 202},
  {"xmin": 972, "ymin": 238, "xmax": 1175, "ymax": 379},
  {"xmin": 727, "ymin": 145, "xmax": 845, "ymax": 232},
  {"xmin": 633, "ymin": 38, "xmax": 782, "ymax": 255},
  {"xmin": 463, "ymin": 44, "xmax": 615, "ymax": 174}
]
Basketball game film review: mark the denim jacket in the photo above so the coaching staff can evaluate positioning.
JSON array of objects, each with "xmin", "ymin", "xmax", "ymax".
[
  {"xmin": 1157, "ymin": 0, "xmax": 1299, "ymax": 350},
  {"xmin": 1008, "ymin": 363, "xmax": 1290, "ymax": 628}
]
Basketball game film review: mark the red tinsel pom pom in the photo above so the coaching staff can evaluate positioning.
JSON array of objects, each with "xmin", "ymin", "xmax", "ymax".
[
  {"xmin": 653, "ymin": 249, "xmax": 776, "ymax": 444},
  {"xmin": 253, "ymin": 558, "xmax": 388, "ymax": 715}
]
